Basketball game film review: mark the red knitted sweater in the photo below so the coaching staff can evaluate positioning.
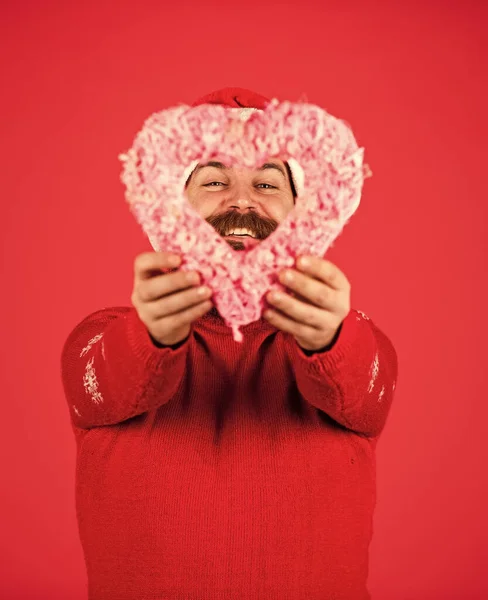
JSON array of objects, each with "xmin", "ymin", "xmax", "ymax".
[{"xmin": 60, "ymin": 306, "xmax": 398, "ymax": 600}]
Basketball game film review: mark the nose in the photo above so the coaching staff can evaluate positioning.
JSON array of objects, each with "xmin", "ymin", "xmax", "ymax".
[
  {"xmin": 225, "ymin": 186, "xmax": 256, "ymax": 211},
  {"xmin": 228, "ymin": 205, "xmax": 254, "ymax": 213},
  {"xmin": 226, "ymin": 204, "xmax": 261, "ymax": 230},
  {"xmin": 214, "ymin": 181, "xmax": 276, "ymax": 238},
  {"xmin": 222, "ymin": 184, "xmax": 260, "ymax": 223}
]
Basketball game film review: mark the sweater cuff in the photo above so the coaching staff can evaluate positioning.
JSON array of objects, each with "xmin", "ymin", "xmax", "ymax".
[
  {"xmin": 291, "ymin": 310, "xmax": 375, "ymax": 376},
  {"xmin": 301, "ymin": 322, "xmax": 343, "ymax": 356},
  {"xmin": 124, "ymin": 309, "xmax": 190, "ymax": 368}
]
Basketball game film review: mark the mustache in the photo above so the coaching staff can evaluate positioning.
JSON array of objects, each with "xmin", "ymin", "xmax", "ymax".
[{"xmin": 206, "ymin": 211, "xmax": 278, "ymax": 239}]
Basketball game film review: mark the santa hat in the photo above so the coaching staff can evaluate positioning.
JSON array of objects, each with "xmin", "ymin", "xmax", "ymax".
[{"xmin": 184, "ymin": 87, "xmax": 305, "ymax": 197}]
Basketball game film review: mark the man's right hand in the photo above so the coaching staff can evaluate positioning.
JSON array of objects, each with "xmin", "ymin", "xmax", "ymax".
[{"xmin": 131, "ymin": 252, "xmax": 214, "ymax": 347}]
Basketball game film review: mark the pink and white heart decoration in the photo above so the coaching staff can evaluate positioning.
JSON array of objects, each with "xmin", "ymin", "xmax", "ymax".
[{"xmin": 119, "ymin": 99, "xmax": 372, "ymax": 342}]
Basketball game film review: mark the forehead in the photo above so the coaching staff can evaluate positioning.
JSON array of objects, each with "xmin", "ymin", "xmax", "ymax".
[{"xmin": 193, "ymin": 159, "xmax": 288, "ymax": 177}]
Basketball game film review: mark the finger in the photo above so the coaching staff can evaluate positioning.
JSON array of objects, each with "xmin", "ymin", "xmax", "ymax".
[
  {"xmin": 264, "ymin": 306, "xmax": 320, "ymax": 340},
  {"xmin": 150, "ymin": 284, "xmax": 212, "ymax": 319},
  {"xmin": 267, "ymin": 290, "xmax": 329, "ymax": 330},
  {"xmin": 138, "ymin": 270, "xmax": 200, "ymax": 303},
  {"xmin": 296, "ymin": 256, "xmax": 349, "ymax": 291},
  {"xmin": 135, "ymin": 252, "xmax": 181, "ymax": 281},
  {"xmin": 278, "ymin": 270, "xmax": 339, "ymax": 312},
  {"xmin": 155, "ymin": 299, "xmax": 213, "ymax": 329}
]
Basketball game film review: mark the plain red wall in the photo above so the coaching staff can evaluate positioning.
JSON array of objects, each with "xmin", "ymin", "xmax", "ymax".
[{"xmin": 1, "ymin": 1, "xmax": 486, "ymax": 598}]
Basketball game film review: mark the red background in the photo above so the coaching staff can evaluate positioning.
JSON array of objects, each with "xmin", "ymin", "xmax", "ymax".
[{"xmin": 1, "ymin": 1, "xmax": 487, "ymax": 598}]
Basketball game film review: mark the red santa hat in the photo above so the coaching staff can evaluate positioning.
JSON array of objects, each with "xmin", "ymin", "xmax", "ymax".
[{"xmin": 186, "ymin": 87, "xmax": 305, "ymax": 197}]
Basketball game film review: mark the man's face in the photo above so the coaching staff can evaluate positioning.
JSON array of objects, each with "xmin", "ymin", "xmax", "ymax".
[{"xmin": 185, "ymin": 158, "xmax": 296, "ymax": 251}]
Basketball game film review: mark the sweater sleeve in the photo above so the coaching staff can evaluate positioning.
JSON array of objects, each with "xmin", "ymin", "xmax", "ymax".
[
  {"xmin": 60, "ymin": 306, "xmax": 191, "ymax": 429},
  {"xmin": 285, "ymin": 309, "xmax": 398, "ymax": 438}
]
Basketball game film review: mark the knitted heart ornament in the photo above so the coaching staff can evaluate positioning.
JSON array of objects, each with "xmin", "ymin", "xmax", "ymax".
[{"xmin": 119, "ymin": 99, "xmax": 371, "ymax": 342}]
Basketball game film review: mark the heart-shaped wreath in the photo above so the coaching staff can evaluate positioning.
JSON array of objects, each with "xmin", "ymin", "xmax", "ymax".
[{"xmin": 119, "ymin": 99, "xmax": 371, "ymax": 342}]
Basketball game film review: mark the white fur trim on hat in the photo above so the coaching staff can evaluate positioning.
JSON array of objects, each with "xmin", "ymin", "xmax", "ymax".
[{"xmin": 286, "ymin": 157, "xmax": 304, "ymax": 196}]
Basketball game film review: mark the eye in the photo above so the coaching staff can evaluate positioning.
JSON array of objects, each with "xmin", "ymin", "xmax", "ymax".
[
  {"xmin": 257, "ymin": 183, "xmax": 276, "ymax": 189},
  {"xmin": 204, "ymin": 182, "xmax": 226, "ymax": 187}
]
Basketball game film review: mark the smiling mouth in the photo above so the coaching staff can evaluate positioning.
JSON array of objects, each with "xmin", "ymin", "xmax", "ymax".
[
  {"xmin": 225, "ymin": 234, "xmax": 260, "ymax": 246},
  {"xmin": 225, "ymin": 234, "xmax": 259, "ymax": 241}
]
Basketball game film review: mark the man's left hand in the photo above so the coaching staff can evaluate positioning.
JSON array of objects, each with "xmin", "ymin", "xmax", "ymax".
[{"xmin": 263, "ymin": 255, "xmax": 351, "ymax": 352}]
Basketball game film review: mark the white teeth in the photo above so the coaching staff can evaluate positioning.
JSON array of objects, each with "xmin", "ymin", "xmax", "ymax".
[{"xmin": 225, "ymin": 228, "xmax": 256, "ymax": 237}]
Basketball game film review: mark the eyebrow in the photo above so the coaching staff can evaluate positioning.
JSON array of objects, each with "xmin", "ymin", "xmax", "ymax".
[{"xmin": 194, "ymin": 161, "xmax": 287, "ymax": 179}]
